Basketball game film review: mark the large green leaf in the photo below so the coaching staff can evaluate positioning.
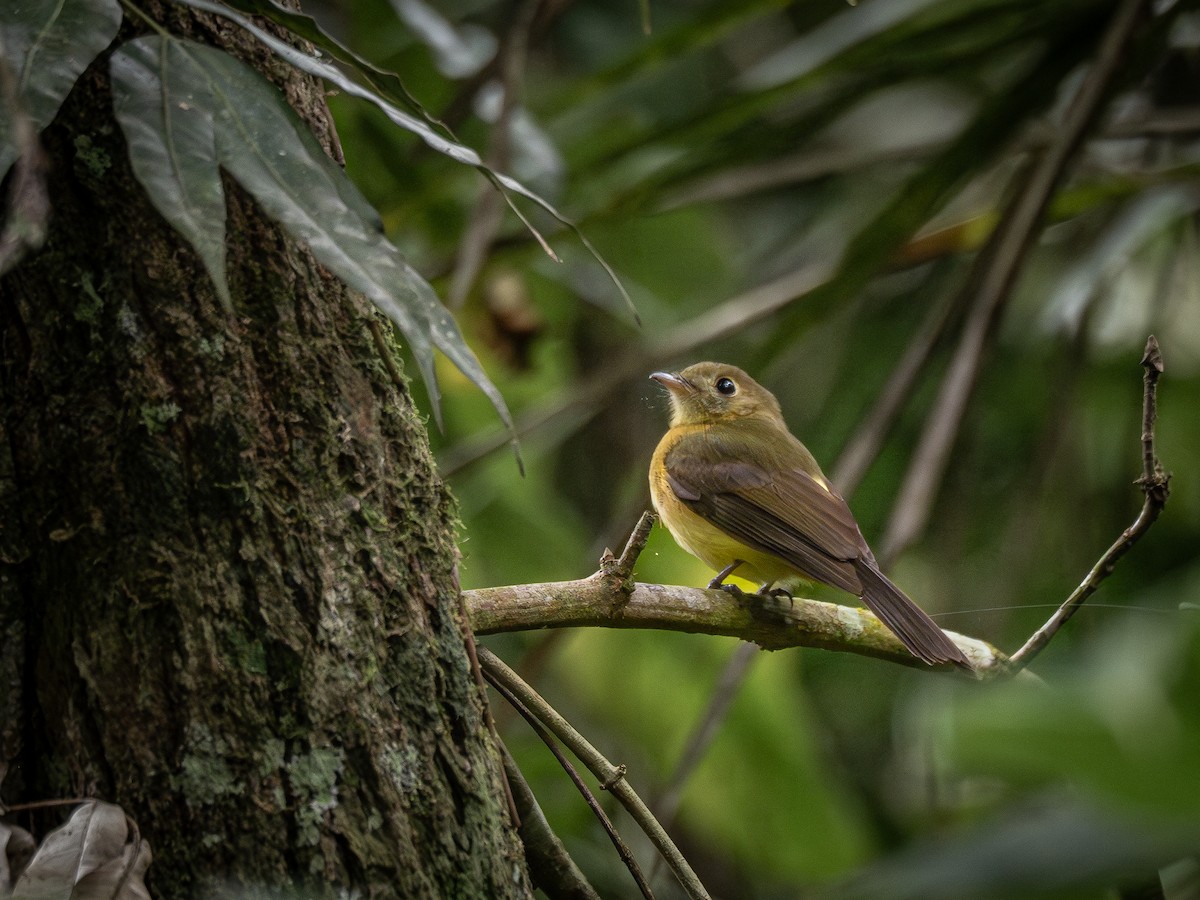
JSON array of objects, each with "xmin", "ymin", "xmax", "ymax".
[
  {"xmin": 0, "ymin": 0, "xmax": 122, "ymax": 177},
  {"xmin": 110, "ymin": 38, "xmax": 231, "ymax": 311},
  {"xmin": 219, "ymin": 0, "xmax": 437, "ymax": 120},
  {"xmin": 177, "ymin": 0, "xmax": 636, "ymax": 323},
  {"xmin": 109, "ymin": 35, "xmax": 512, "ymax": 430}
]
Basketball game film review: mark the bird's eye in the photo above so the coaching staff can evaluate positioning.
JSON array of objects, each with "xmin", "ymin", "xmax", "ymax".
[{"xmin": 715, "ymin": 377, "xmax": 737, "ymax": 396}]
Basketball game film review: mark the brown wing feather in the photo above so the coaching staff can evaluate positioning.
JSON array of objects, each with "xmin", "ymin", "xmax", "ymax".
[
  {"xmin": 663, "ymin": 428, "xmax": 969, "ymax": 668},
  {"xmin": 663, "ymin": 431, "xmax": 865, "ymax": 592}
]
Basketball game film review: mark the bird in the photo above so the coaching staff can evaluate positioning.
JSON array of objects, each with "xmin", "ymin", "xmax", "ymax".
[{"xmin": 648, "ymin": 361, "xmax": 969, "ymax": 668}]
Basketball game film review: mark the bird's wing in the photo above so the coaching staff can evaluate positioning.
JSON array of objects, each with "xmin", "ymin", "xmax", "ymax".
[
  {"xmin": 663, "ymin": 429, "xmax": 864, "ymax": 593},
  {"xmin": 664, "ymin": 427, "xmax": 969, "ymax": 668}
]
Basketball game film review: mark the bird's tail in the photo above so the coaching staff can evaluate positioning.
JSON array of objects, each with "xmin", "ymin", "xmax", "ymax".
[{"xmin": 852, "ymin": 559, "xmax": 970, "ymax": 668}]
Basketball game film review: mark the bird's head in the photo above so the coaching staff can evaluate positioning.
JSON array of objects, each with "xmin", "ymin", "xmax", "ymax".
[{"xmin": 651, "ymin": 362, "xmax": 784, "ymax": 428}]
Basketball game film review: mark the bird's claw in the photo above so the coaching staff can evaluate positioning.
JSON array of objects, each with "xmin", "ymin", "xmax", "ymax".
[{"xmin": 716, "ymin": 581, "xmax": 751, "ymax": 602}]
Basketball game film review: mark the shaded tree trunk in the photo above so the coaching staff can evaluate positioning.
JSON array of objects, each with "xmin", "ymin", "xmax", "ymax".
[{"xmin": 0, "ymin": 7, "xmax": 530, "ymax": 897}]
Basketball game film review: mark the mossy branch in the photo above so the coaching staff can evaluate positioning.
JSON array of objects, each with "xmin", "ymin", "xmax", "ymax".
[{"xmin": 466, "ymin": 516, "xmax": 1000, "ymax": 676}]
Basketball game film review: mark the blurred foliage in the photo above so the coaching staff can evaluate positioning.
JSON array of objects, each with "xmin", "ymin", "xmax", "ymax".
[{"xmin": 315, "ymin": 0, "xmax": 1200, "ymax": 895}]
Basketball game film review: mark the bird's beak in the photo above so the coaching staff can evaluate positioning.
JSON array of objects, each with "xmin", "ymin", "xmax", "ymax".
[{"xmin": 650, "ymin": 371, "xmax": 695, "ymax": 395}]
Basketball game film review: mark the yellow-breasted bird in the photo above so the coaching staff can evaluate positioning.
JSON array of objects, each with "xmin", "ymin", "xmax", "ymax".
[{"xmin": 649, "ymin": 362, "xmax": 969, "ymax": 668}]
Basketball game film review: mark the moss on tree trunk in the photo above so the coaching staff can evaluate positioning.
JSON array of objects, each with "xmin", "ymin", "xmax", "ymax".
[{"xmin": 0, "ymin": 8, "xmax": 530, "ymax": 897}]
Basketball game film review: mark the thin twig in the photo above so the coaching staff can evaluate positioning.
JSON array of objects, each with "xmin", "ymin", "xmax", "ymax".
[
  {"xmin": 489, "ymin": 676, "xmax": 652, "ymax": 900},
  {"xmin": 500, "ymin": 745, "xmax": 600, "ymax": 899},
  {"xmin": 1003, "ymin": 335, "xmax": 1169, "ymax": 674},
  {"xmin": 616, "ymin": 511, "xmax": 657, "ymax": 578},
  {"xmin": 878, "ymin": 0, "xmax": 1153, "ymax": 566},
  {"xmin": 647, "ymin": 648, "xmax": 754, "ymax": 894},
  {"xmin": 453, "ymin": 579, "xmax": 521, "ymax": 828},
  {"xmin": 0, "ymin": 797, "xmax": 92, "ymax": 815},
  {"xmin": 478, "ymin": 648, "xmax": 712, "ymax": 900}
]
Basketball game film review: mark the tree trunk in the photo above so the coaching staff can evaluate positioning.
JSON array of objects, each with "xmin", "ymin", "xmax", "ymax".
[{"xmin": 0, "ymin": 8, "xmax": 531, "ymax": 897}]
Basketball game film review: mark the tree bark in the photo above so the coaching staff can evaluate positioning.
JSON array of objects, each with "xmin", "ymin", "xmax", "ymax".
[{"xmin": 0, "ymin": 7, "xmax": 530, "ymax": 897}]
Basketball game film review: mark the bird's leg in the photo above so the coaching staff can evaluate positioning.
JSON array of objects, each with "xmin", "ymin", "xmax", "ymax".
[
  {"xmin": 708, "ymin": 560, "xmax": 743, "ymax": 589},
  {"xmin": 709, "ymin": 560, "xmax": 750, "ymax": 600}
]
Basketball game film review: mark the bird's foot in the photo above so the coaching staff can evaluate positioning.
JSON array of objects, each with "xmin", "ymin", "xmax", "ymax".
[
  {"xmin": 717, "ymin": 582, "xmax": 752, "ymax": 603},
  {"xmin": 707, "ymin": 561, "xmax": 744, "ymax": 591}
]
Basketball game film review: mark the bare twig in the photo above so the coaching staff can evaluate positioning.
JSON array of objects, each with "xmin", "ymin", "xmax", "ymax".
[
  {"xmin": 1003, "ymin": 335, "xmax": 1169, "ymax": 674},
  {"xmin": 493, "ymin": 686, "xmax": 643, "ymax": 899},
  {"xmin": 878, "ymin": 0, "xmax": 1153, "ymax": 566},
  {"xmin": 453, "ymin": 578, "xmax": 521, "ymax": 828},
  {"xmin": 478, "ymin": 648, "xmax": 712, "ymax": 900},
  {"xmin": 0, "ymin": 797, "xmax": 92, "ymax": 815},
  {"xmin": 616, "ymin": 511, "xmax": 657, "ymax": 578}
]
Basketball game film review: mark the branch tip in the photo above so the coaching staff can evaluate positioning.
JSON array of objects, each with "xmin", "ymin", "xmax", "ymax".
[
  {"xmin": 1140, "ymin": 333, "xmax": 1163, "ymax": 374},
  {"xmin": 616, "ymin": 511, "xmax": 657, "ymax": 577},
  {"xmin": 1003, "ymin": 335, "xmax": 1169, "ymax": 675}
]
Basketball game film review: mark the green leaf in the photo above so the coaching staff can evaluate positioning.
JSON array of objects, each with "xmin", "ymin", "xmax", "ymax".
[
  {"xmin": 176, "ymin": 0, "xmax": 637, "ymax": 324},
  {"xmin": 110, "ymin": 35, "xmax": 512, "ymax": 431},
  {"xmin": 110, "ymin": 38, "xmax": 231, "ymax": 311},
  {"xmin": 0, "ymin": 0, "xmax": 122, "ymax": 177},
  {"xmin": 219, "ymin": 0, "xmax": 441, "ymax": 121}
]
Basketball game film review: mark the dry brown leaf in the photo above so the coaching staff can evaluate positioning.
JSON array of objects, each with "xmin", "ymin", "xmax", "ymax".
[
  {"xmin": 72, "ymin": 832, "xmax": 151, "ymax": 900},
  {"xmin": 9, "ymin": 801, "xmax": 152, "ymax": 900},
  {"xmin": 1, "ymin": 822, "xmax": 37, "ymax": 892}
]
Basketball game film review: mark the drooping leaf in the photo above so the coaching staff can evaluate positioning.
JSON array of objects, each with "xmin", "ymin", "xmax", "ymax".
[
  {"xmin": 72, "ymin": 832, "xmax": 151, "ymax": 900},
  {"xmin": 108, "ymin": 34, "xmax": 512, "ymax": 430},
  {"xmin": 110, "ymin": 38, "xmax": 232, "ymax": 311},
  {"xmin": 219, "ymin": 0, "xmax": 436, "ymax": 120},
  {"xmin": 1, "ymin": 821, "xmax": 36, "ymax": 891},
  {"xmin": 10, "ymin": 801, "xmax": 152, "ymax": 900},
  {"xmin": 177, "ymin": 0, "xmax": 637, "ymax": 323},
  {"xmin": 0, "ymin": 0, "xmax": 122, "ymax": 178},
  {"xmin": 0, "ymin": 102, "xmax": 50, "ymax": 277}
]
